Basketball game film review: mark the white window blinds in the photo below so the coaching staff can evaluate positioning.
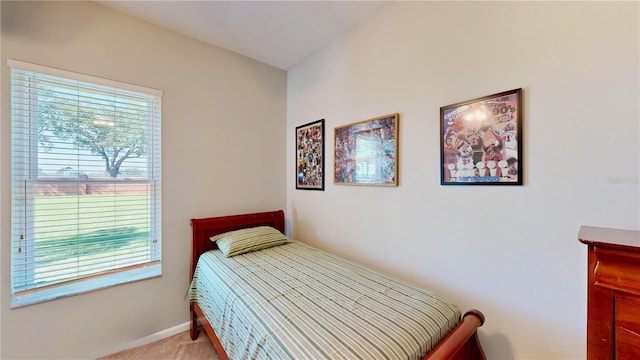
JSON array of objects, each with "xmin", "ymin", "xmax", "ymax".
[{"xmin": 9, "ymin": 60, "xmax": 162, "ymax": 306}]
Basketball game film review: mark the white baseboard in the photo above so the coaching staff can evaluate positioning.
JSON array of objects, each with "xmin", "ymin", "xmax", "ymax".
[
  {"xmin": 127, "ymin": 321, "xmax": 192, "ymax": 348},
  {"xmin": 99, "ymin": 321, "xmax": 191, "ymax": 358}
]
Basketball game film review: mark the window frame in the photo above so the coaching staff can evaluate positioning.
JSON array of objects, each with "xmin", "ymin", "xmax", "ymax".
[{"xmin": 8, "ymin": 59, "xmax": 163, "ymax": 307}]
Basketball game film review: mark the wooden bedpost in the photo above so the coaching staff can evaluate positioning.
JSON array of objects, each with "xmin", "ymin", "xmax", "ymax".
[
  {"xmin": 423, "ymin": 310, "xmax": 486, "ymax": 360},
  {"xmin": 189, "ymin": 302, "xmax": 199, "ymax": 340}
]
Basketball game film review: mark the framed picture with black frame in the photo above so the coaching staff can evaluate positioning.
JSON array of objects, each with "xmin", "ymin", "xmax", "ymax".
[
  {"xmin": 440, "ymin": 88, "xmax": 523, "ymax": 185},
  {"xmin": 296, "ymin": 119, "xmax": 325, "ymax": 190}
]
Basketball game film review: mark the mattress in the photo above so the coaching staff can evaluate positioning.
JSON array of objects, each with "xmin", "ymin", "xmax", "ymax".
[{"xmin": 186, "ymin": 240, "xmax": 461, "ymax": 360}]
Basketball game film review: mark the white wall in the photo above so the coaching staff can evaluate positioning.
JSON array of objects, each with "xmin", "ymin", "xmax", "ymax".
[
  {"xmin": 1, "ymin": 1, "xmax": 286, "ymax": 358},
  {"xmin": 287, "ymin": 2, "xmax": 639, "ymax": 359},
  {"xmin": 2, "ymin": 1, "xmax": 638, "ymax": 359}
]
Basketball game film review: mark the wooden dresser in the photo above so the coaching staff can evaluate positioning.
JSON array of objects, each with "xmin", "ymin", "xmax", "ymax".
[{"xmin": 579, "ymin": 225, "xmax": 640, "ymax": 360}]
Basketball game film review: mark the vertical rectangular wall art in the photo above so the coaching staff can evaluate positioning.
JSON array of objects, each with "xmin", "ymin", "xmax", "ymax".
[
  {"xmin": 440, "ymin": 88, "xmax": 523, "ymax": 185},
  {"xmin": 334, "ymin": 113, "xmax": 399, "ymax": 186},
  {"xmin": 296, "ymin": 119, "xmax": 325, "ymax": 190}
]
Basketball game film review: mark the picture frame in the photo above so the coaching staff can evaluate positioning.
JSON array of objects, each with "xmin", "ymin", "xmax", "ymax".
[
  {"xmin": 296, "ymin": 119, "xmax": 325, "ymax": 190},
  {"xmin": 440, "ymin": 88, "xmax": 522, "ymax": 185},
  {"xmin": 334, "ymin": 113, "xmax": 399, "ymax": 186}
]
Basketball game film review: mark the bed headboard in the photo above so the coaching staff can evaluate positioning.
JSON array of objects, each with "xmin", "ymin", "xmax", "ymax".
[{"xmin": 189, "ymin": 210, "xmax": 285, "ymax": 279}]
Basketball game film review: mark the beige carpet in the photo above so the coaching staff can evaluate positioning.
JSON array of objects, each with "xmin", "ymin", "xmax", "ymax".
[{"xmin": 98, "ymin": 330, "xmax": 220, "ymax": 360}]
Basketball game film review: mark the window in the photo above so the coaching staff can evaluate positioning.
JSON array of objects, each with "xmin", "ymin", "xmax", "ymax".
[{"xmin": 9, "ymin": 60, "xmax": 162, "ymax": 307}]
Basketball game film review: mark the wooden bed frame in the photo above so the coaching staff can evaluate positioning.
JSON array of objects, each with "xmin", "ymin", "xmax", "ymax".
[{"xmin": 190, "ymin": 210, "xmax": 487, "ymax": 360}]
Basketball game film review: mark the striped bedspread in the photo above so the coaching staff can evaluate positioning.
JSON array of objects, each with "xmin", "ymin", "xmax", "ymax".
[{"xmin": 186, "ymin": 241, "xmax": 461, "ymax": 360}]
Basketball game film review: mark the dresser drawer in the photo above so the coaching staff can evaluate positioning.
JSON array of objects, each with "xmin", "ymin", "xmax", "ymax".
[
  {"xmin": 594, "ymin": 247, "xmax": 640, "ymax": 296},
  {"xmin": 615, "ymin": 297, "xmax": 640, "ymax": 360}
]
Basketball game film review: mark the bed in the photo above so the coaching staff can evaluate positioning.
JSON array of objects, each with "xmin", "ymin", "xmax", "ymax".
[{"xmin": 188, "ymin": 210, "xmax": 486, "ymax": 360}]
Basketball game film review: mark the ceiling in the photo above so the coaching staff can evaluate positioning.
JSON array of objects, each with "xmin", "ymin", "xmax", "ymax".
[{"xmin": 95, "ymin": 1, "xmax": 390, "ymax": 70}]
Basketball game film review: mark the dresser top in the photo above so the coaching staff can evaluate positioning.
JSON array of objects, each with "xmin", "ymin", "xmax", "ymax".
[{"xmin": 579, "ymin": 225, "xmax": 640, "ymax": 250}]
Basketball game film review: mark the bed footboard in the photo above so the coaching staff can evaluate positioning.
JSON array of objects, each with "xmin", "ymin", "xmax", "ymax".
[{"xmin": 423, "ymin": 310, "xmax": 486, "ymax": 360}]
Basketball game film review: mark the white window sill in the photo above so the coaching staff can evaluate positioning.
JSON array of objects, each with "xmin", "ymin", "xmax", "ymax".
[{"xmin": 11, "ymin": 263, "xmax": 162, "ymax": 308}]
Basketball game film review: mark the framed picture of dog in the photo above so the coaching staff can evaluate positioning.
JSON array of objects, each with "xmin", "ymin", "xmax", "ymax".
[
  {"xmin": 296, "ymin": 119, "xmax": 325, "ymax": 190},
  {"xmin": 440, "ymin": 88, "xmax": 523, "ymax": 185}
]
